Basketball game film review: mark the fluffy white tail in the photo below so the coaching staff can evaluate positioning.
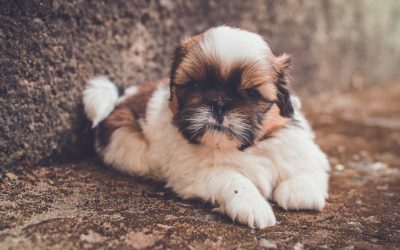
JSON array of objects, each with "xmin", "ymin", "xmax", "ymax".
[{"xmin": 83, "ymin": 77, "xmax": 119, "ymax": 128}]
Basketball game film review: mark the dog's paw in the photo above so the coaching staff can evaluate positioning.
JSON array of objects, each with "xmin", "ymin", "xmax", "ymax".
[
  {"xmin": 215, "ymin": 191, "xmax": 276, "ymax": 228},
  {"xmin": 274, "ymin": 176, "xmax": 326, "ymax": 211}
]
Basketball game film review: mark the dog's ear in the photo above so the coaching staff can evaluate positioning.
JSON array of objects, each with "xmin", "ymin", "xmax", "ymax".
[
  {"xmin": 169, "ymin": 34, "xmax": 204, "ymax": 113},
  {"xmin": 170, "ymin": 43, "xmax": 187, "ymax": 84},
  {"xmin": 273, "ymin": 53, "xmax": 294, "ymax": 118},
  {"xmin": 274, "ymin": 53, "xmax": 291, "ymax": 74},
  {"xmin": 169, "ymin": 44, "xmax": 186, "ymax": 114}
]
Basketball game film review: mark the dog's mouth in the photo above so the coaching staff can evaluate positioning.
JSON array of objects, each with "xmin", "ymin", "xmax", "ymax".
[
  {"xmin": 206, "ymin": 123, "xmax": 229, "ymax": 132},
  {"xmin": 177, "ymin": 107, "xmax": 257, "ymax": 149},
  {"xmin": 183, "ymin": 117, "xmax": 239, "ymax": 144},
  {"xmin": 201, "ymin": 116, "xmax": 255, "ymax": 147},
  {"xmin": 205, "ymin": 122, "xmax": 233, "ymax": 137}
]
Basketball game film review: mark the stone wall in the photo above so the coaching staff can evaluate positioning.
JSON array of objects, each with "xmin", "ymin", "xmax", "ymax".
[{"xmin": 1, "ymin": 0, "xmax": 400, "ymax": 169}]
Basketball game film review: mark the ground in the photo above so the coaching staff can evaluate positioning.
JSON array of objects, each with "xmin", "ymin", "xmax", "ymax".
[{"xmin": 1, "ymin": 84, "xmax": 399, "ymax": 249}]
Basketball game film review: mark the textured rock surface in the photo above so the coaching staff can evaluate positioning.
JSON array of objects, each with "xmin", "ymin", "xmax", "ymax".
[
  {"xmin": 1, "ymin": 84, "xmax": 399, "ymax": 249},
  {"xmin": 1, "ymin": 0, "xmax": 400, "ymax": 168}
]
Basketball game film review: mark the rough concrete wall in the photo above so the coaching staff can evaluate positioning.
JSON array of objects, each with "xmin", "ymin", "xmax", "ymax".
[{"xmin": 1, "ymin": 0, "xmax": 400, "ymax": 169}]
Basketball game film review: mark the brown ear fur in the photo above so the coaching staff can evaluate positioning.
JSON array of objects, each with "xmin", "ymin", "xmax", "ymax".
[
  {"xmin": 273, "ymin": 53, "xmax": 291, "ymax": 74},
  {"xmin": 169, "ymin": 34, "xmax": 204, "ymax": 114},
  {"xmin": 273, "ymin": 53, "xmax": 294, "ymax": 118},
  {"xmin": 169, "ymin": 43, "xmax": 187, "ymax": 114}
]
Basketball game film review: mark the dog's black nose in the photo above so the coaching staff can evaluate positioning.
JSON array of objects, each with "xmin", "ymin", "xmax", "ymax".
[{"xmin": 213, "ymin": 100, "xmax": 225, "ymax": 124}]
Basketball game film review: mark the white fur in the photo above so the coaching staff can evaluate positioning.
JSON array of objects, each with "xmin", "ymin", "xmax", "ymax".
[
  {"xmin": 86, "ymin": 27, "xmax": 330, "ymax": 228},
  {"xmin": 185, "ymin": 106, "xmax": 211, "ymax": 138},
  {"xmin": 83, "ymin": 77, "xmax": 119, "ymax": 128},
  {"xmin": 201, "ymin": 26, "xmax": 272, "ymax": 67},
  {"xmin": 226, "ymin": 112, "xmax": 256, "ymax": 145},
  {"xmin": 116, "ymin": 85, "xmax": 138, "ymax": 104},
  {"xmin": 102, "ymin": 127, "xmax": 150, "ymax": 177}
]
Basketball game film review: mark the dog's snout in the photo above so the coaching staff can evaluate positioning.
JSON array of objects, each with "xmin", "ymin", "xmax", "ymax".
[{"xmin": 212, "ymin": 100, "xmax": 225, "ymax": 124}]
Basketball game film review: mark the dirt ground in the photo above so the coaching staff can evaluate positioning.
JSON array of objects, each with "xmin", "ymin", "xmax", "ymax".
[{"xmin": 1, "ymin": 84, "xmax": 399, "ymax": 250}]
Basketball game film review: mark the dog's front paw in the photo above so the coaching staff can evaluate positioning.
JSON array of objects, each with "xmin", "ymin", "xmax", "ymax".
[
  {"xmin": 216, "ymin": 191, "xmax": 276, "ymax": 228},
  {"xmin": 274, "ymin": 176, "xmax": 326, "ymax": 211}
]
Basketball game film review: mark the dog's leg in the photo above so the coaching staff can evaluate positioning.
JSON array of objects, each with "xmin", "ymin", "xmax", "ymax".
[
  {"xmin": 270, "ymin": 117, "xmax": 329, "ymax": 211},
  {"xmin": 273, "ymin": 171, "xmax": 328, "ymax": 211},
  {"xmin": 95, "ymin": 107, "xmax": 151, "ymax": 177},
  {"xmin": 170, "ymin": 168, "xmax": 276, "ymax": 228}
]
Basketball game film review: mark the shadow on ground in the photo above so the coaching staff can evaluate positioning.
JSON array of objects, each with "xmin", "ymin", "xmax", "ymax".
[{"xmin": 1, "ymin": 84, "xmax": 399, "ymax": 249}]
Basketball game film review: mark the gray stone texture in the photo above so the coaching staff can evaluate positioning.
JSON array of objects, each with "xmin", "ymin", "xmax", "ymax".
[{"xmin": 1, "ymin": 0, "xmax": 400, "ymax": 169}]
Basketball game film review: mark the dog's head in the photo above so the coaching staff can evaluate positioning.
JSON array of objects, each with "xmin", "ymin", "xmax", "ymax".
[{"xmin": 169, "ymin": 26, "xmax": 294, "ymax": 150}]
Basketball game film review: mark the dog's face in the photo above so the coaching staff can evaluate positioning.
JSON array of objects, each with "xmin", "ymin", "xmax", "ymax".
[{"xmin": 169, "ymin": 26, "xmax": 294, "ymax": 150}]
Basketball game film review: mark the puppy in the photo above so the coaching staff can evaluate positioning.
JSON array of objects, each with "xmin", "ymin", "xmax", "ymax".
[{"xmin": 83, "ymin": 26, "xmax": 329, "ymax": 228}]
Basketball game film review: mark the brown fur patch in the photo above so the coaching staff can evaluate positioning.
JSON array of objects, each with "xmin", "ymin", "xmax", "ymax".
[
  {"xmin": 238, "ymin": 61, "xmax": 277, "ymax": 100},
  {"xmin": 122, "ymin": 79, "xmax": 165, "ymax": 119},
  {"xmin": 97, "ymin": 106, "xmax": 141, "ymax": 149},
  {"xmin": 169, "ymin": 85, "xmax": 179, "ymax": 115},
  {"xmin": 272, "ymin": 53, "xmax": 291, "ymax": 75},
  {"xmin": 173, "ymin": 49, "xmax": 218, "ymax": 85},
  {"xmin": 173, "ymin": 51, "xmax": 278, "ymax": 102},
  {"xmin": 180, "ymin": 34, "xmax": 204, "ymax": 47},
  {"xmin": 171, "ymin": 34, "xmax": 206, "ymax": 86},
  {"xmin": 258, "ymin": 104, "xmax": 290, "ymax": 140},
  {"xmin": 97, "ymin": 79, "xmax": 167, "ymax": 149}
]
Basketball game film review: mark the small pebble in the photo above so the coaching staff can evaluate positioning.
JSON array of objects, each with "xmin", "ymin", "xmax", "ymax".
[
  {"xmin": 80, "ymin": 230, "xmax": 106, "ymax": 243},
  {"xmin": 164, "ymin": 214, "xmax": 178, "ymax": 221},
  {"xmin": 337, "ymin": 145, "xmax": 346, "ymax": 153},
  {"xmin": 319, "ymin": 245, "xmax": 330, "ymax": 249},
  {"xmin": 259, "ymin": 238, "xmax": 277, "ymax": 249},
  {"xmin": 5, "ymin": 172, "xmax": 18, "ymax": 181},
  {"xmin": 204, "ymin": 214, "xmax": 216, "ymax": 221},
  {"xmin": 156, "ymin": 223, "xmax": 172, "ymax": 229},
  {"xmin": 26, "ymin": 174, "xmax": 36, "ymax": 182},
  {"xmin": 359, "ymin": 150, "xmax": 369, "ymax": 158},
  {"xmin": 352, "ymin": 154, "xmax": 361, "ymax": 161},
  {"xmin": 294, "ymin": 242, "xmax": 304, "ymax": 250},
  {"xmin": 335, "ymin": 164, "xmax": 345, "ymax": 171},
  {"xmin": 370, "ymin": 162, "xmax": 388, "ymax": 170},
  {"xmin": 176, "ymin": 202, "xmax": 192, "ymax": 207},
  {"xmin": 377, "ymin": 185, "xmax": 388, "ymax": 190}
]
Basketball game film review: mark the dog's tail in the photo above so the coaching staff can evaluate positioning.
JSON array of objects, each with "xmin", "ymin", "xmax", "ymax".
[{"xmin": 83, "ymin": 77, "xmax": 120, "ymax": 128}]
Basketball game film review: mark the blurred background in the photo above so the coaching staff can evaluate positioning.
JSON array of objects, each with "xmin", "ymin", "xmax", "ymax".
[
  {"xmin": 1, "ymin": 1, "xmax": 399, "ymax": 249},
  {"xmin": 1, "ymin": 0, "xmax": 400, "ymax": 169}
]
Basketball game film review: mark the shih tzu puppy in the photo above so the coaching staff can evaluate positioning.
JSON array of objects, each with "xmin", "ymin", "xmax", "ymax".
[{"xmin": 83, "ymin": 26, "xmax": 329, "ymax": 228}]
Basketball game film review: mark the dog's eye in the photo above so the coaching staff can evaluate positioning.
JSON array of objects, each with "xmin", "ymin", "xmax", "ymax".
[
  {"xmin": 186, "ymin": 81, "xmax": 199, "ymax": 89},
  {"xmin": 247, "ymin": 88, "xmax": 261, "ymax": 101}
]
